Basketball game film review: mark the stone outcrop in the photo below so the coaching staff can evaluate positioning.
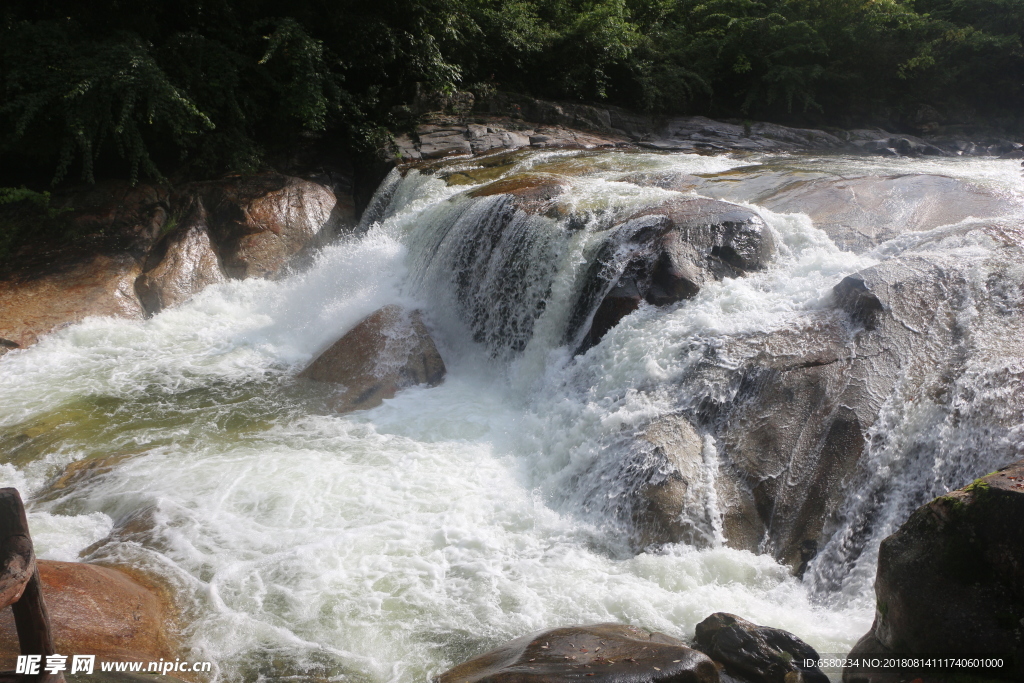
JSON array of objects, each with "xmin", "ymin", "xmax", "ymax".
[
  {"xmin": 844, "ymin": 461, "xmax": 1024, "ymax": 682},
  {"xmin": 0, "ymin": 254, "xmax": 145, "ymax": 348},
  {"xmin": 299, "ymin": 305, "xmax": 446, "ymax": 413},
  {"xmin": 437, "ymin": 623, "xmax": 719, "ymax": 683},
  {"xmin": 0, "ymin": 172, "xmax": 355, "ymax": 340},
  {"xmin": 394, "ymin": 121, "xmax": 625, "ymax": 162},
  {"xmin": 0, "ymin": 560, "xmax": 175, "ymax": 668},
  {"xmin": 566, "ymin": 198, "xmax": 774, "ymax": 352},
  {"xmin": 187, "ymin": 173, "xmax": 348, "ymax": 279},
  {"xmin": 134, "ymin": 199, "xmax": 226, "ymax": 315},
  {"xmin": 623, "ymin": 169, "xmax": 1018, "ymax": 253},
  {"xmin": 618, "ymin": 220, "xmax": 1024, "ymax": 567},
  {"xmin": 693, "ymin": 613, "xmax": 829, "ymax": 683}
]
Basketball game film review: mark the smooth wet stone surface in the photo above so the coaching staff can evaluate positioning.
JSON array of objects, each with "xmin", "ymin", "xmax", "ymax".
[
  {"xmin": 438, "ymin": 623, "xmax": 719, "ymax": 683},
  {"xmin": 300, "ymin": 305, "xmax": 446, "ymax": 413}
]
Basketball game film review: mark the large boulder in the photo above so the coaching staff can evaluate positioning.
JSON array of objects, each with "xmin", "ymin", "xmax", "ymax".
[
  {"xmin": 299, "ymin": 305, "xmax": 446, "ymax": 413},
  {"xmin": 134, "ymin": 198, "xmax": 226, "ymax": 315},
  {"xmin": 693, "ymin": 613, "xmax": 829, "ymax": 683},
  {"xmin": 0, "ymin": 560, "xmax": 175, "ymax": 668},
  {"xmin": 566, "ymin": 198, "xmax": 775, "ymax": 352},
  {"xmin": 618, "ymin": 220, "xmax": 1024, "ymax": 568},
  {"xmin": 437, "ymin": 623, "xmax": 719, "ymax": 683},
  {"xmin": 0, "ymin": 254, "xmax": 145, "ymax": 348},
  {"xmin": 189, "ymin": 173, "xmax": 347, "ymax": 279},
  {"xmin": 846, "ymin": 461, "xmax": 1024, "ymax": 677}
]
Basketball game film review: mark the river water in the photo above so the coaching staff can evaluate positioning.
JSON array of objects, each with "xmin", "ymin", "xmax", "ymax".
[{"xmin": 1, "ymin": 150, "xmax": 1021, "ymax": 681}]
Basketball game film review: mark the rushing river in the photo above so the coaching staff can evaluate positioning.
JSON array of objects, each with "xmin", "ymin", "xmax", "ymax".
[{"xmin": 2, "ymin": 150, "xmax": 1022, "ymax": 682}]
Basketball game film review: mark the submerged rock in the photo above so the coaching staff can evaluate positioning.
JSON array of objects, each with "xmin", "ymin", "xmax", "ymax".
[
  {"xmin": 0, "ymin": 253, "xmax": 145, "ymax": 347},
  {"xmin": 437, "ymin": 623, "xmax": 719, "ymax": 683},
  {"xmin": 0, "ymin": 560, "xmax": 175, "ymax": 668},
  {"xmin": 567, "ymin": 198, "xmax": 774, "ymax": 352},
  {"xmin": 845, "ymin": 460, "xmax": 1024, "ymax": 678},
  {"xmin": 693, "ymin": 613, "xmax": 828, "ymax": 683},
  {"xmin": 300, "ymin": 305, "xmax": 446, "ymax": 413}
]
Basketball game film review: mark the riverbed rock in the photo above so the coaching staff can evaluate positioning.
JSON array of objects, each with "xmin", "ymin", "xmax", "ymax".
[
  {"xmin": 0, "ymin": 254, "xmax": 145, "ymax": 347},
  {"xmin": 0, "ymin": 560, "xmax": 175, "ymax": 668},
  {"xmin": 849, "ymin": 461, "xmax": 1024, "ymax": 671},
  {"xmin": 758, "ymin": 174, "xmax": 1016, "ymax": 252},
  {"xmin": 190, "ymin": 173, "xmax": 347, "ymax": 279},
  {"xmin": 134, "ymin": 199, "xmax": 226, "ymax": 315},
  {"xmin": 616, "ymin": 220, "xmax": 1024, "ymax": 567},
  {"xmin": 693, "ymin": 613, "xmax": 829, "ymax": 683},
  {"xmin": 566, "ymin": 198, "xmax": 774, "ymax": 351},
  {"xmin": 468, "ymin": 175, "xmax": 570, "ymax": 216},
  {"xmin": 437, "ymin": 623, "xmax": 719, "ymax": 683},
  {"xmin": 299, "ymin": 305, "xmax": 446, "ymax": 413}
]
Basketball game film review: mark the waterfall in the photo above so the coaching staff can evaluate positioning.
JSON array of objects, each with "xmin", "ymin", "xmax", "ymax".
[{"xmin": 2, "ymin": 148, "xmax": 1022, "ymax": 682}]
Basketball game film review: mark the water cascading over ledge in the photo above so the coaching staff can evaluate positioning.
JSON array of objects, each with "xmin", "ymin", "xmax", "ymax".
[
  {"xmin": 3, "ymin": 148, "xmax": 1023, "ymax": 681},
  {"xmin": 371, "ymin": 150, "xmax": 1024, "ymax": 576}
]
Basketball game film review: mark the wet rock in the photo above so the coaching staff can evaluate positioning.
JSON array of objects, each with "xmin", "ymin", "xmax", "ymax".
[
  {"xmin": 437, "ymin": 623, "xmax": 719, "ymax": 683},
  {"xmin": 134, "ymin": 199, "xmax": 226, "ymax": 315},
  {"xmin": 468, "ymin": 175, "xmax": 570, "ymax": 216},
  {"xmin": 191, "ymin": 173, "xmax": 346, "ymax": 279},
  {"xmin": 566, "ymin": 198, "xmax": 774, "ymax": 351},
  {"xmin": 693, "ymin": 613, "xmax": 828, "ymax": 683},
  {"xmin": 0, "ymin": 253, "xmax": 144, "ymax": 347},
  {"xmin": 0, "ymin": 560, "xmax": 175, "ymax": 668},
  {"xmin": 299, "ymin": 305, "xmax": 446, "ymax": 413},
  {"xmin": 854, "ymin": 461, "xmax": 1024, "ymax": 668},
  {"xmin": 633, "ymin": 415, "xmax": 719, "ymax": 548},
  {"xmin": 758, "ymin": 174, "xmax": 1016, "ymax": 252}
]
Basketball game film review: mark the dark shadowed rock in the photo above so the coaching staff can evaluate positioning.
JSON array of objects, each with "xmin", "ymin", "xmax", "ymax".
[
  {"xmin": 872, "ymin": 461, "xmax": 1023, "ymax": 655},
  {"xmin": 437, "ymin": 623, "xmax": 719, "ymax": 683},
  {"xmin": 300, "ymin": 305, "xmax": 446, "ymax": 413},
  {"xmin": 0, "ymin": 560, "xmax": 176, "ymax": 669},
  {"xmin": 693, "ymin": 613, "xmax": 828, "ymax": 683},
  {"xmin": 134, "ymin": 198, "xmax": 226, "ymax": 315},
  {"xmin": 0, "ymin": 253, "xmax": 145, "ymax": 347},
  {"xmin": 567, "ymin": 198, "xmax": 774, "ymax": 352}
]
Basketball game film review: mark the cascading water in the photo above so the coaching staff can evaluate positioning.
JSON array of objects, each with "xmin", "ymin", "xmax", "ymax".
[{"xmin": 1, "ymin": 148, "xmax": 1022, "ymax": 682}]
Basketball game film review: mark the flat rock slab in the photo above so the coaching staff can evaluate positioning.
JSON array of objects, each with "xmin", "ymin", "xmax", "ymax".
[
  {"xmin": 438, "ymin": 623, "xmax": 719, "ymax": 683},
  {"xmin": 0, "ymin": 254, "xmax": 144, "ymax": 348},
  {"xmin": 0, "ymin": 560, "xmax": 175, "ymax": 669}
]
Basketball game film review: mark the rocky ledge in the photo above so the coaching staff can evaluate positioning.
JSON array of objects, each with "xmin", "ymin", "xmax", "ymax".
[{"xmin": 393, "ymin": 91, "xmax": 1024, "ymax": 161}]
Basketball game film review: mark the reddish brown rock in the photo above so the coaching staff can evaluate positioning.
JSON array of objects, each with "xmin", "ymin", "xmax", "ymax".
[
  {"xmin": 438, "ymin": 623, "xmax": 718, "ymax": 683},
  {"xmin": 0, "ymin": 560, "xmax": 175, "ymax": 668},
  {"xmin": 468, "ymin": 175, "xmax": 570, "ymax": 216},
  {"xmin": 300, "ymin": 305, "xmax": 446, "ymax": 413},
  {"xmin": 135, "ymin": 199, "xmax": 226, "ymax": 315},
  {"xmin": 0, "ymin": 254, "xmax": 144, "ymax": 347},
  {"xmin": 192, "ymin": 173, "xmax": 348, "ymax": 279}
]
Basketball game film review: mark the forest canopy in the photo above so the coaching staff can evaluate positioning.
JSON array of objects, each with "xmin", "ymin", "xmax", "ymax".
[{"xmin": 2, "ymin": 0, "xmax": 1022, "ymax": 183}]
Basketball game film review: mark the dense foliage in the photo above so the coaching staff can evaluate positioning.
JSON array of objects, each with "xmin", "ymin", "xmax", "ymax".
[{"xmin": 2, "ymin": 0, "xmax": 1021, "ymax": 183}]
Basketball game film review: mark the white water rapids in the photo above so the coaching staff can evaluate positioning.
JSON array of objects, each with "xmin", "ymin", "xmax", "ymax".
[{"xmin": 1, "ymin": 150, "xmax": 1022, "ymax": 682}]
